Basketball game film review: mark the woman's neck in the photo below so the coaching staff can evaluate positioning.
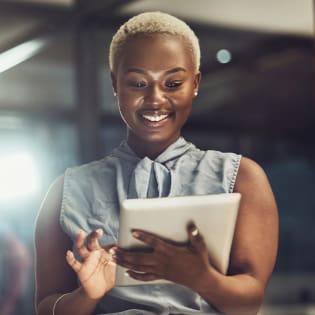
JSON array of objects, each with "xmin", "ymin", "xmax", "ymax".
[{"xmin": 127, "ymin": 134, "xmax": 180, "ymax": 160}]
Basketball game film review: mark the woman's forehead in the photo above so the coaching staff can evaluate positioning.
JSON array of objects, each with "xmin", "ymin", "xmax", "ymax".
[{"xmin": 117, "ymin": 34, "xmax": 195, "ymax": 73}]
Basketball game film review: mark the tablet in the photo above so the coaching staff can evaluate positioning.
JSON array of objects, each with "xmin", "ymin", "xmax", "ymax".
[{"xmin": 116, "ymin": 193, "xmax": 241, "ymax": 286}]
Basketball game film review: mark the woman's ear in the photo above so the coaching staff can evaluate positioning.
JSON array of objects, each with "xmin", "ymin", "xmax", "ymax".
[
  {"xmin": 110, "ymin": 72, "xmax": 118, "ymax": 96},
  {"xmin": 193, "ymin": 72, "xmax": 201, "ymax": 96}
]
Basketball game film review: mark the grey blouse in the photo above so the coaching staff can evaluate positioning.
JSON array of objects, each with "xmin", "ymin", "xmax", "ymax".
[{"xmin": 60, "ymin": 137, "xmax": 241, "ymax": 315}]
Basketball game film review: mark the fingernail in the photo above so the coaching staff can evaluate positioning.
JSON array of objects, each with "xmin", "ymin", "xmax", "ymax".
[
  {"xmin": 192, "ymin": 228, "xmax": 199, "ymax": 237},
  {"xmin": 132, "ymin": 231, "xmax": 140, "ymax": 238},
  {"xmin": 110, "ymin": 253, "xmax": 117, "ymax": 261}
]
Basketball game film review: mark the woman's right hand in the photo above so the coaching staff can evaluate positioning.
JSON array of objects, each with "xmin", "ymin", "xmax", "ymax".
[{"xmin": 66, "ymin": 229, "xmax": 116, "ymax": 300}]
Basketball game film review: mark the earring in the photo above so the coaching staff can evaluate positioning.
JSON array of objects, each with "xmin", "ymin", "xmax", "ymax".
[{"xmin": 194, "ymin": 91, "xmax": 198, "ymax": 97}]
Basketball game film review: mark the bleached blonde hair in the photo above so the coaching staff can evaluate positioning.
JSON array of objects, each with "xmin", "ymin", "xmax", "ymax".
[{"xmin": 109, "ymin": 11, "xmax": 200, "ymax": 73}]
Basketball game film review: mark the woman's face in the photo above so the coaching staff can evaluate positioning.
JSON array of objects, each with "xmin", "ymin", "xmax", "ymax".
[{"xmin": 111, "ymin": 34, "xmax": 201, "ymax": 156}]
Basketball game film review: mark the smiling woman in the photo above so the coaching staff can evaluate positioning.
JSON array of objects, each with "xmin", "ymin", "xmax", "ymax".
[{"xmin": 34, "ymin": 11, "xmax": 278, "ymax": 315}]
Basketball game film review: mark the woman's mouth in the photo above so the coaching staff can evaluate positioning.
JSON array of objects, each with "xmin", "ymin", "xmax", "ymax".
[{"xmin": 141, "ymin": 113, "xmax": 170, "ymax": 122}]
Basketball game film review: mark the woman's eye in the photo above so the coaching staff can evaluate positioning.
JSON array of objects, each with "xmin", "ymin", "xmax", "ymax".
[
  {"xmin": 165, "ymin": 81, "xmax": 182, "ymax": 89},
  {"xmin": 129, "ymin": 81, "xmax": 147, "ymax": 88}
]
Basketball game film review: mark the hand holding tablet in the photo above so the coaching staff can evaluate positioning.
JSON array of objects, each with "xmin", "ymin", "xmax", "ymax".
[{"xmin": 116, "ymin": 193, "xmax": 241, "ymax": 286}]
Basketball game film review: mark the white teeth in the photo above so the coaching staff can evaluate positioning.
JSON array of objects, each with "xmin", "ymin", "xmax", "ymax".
[{"xmin": 142, "ymin": 114, "xmax": 169, "ymax": 122}]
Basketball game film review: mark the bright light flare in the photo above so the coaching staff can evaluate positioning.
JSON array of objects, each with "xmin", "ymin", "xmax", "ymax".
[
  {"xmin": 0, "ymin": 39, "xmax": 47, "ymax": 73},
  {"xmin": 0, "ymin": 152, "xmax": 39, "ymax": 201},
  {"xmin": 216, "ymin": 49, "xmax": 232, "ymax": 64}
]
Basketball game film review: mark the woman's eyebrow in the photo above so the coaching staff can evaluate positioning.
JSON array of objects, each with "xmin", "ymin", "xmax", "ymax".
[
  {"xmin": 165, "ymin": 67, "xmax": 187, "ymax": 74},
  {"xmin": 125, "ymin": 68, "xmax": 146, "ymax": 74},
  {"xmin": 125, "ymin": 67, "xmax": 187, "ymax": 75}
]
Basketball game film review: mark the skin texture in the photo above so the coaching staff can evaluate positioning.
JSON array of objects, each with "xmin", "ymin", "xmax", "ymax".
[{"xmin": 35, "ymin": 33, "xmax": 278, "ymax": 315}]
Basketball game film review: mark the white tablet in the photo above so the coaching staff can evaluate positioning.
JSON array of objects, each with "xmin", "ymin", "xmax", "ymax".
[{"xmin": 116, "ymin": 193, "xmax": 241, "ymax": 286}]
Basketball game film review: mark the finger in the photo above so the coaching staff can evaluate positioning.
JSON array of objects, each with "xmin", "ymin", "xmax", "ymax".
[
  {"xmin": 103, "ymin": 243, "xmax": 117, "ymax": 252},
  {"xmin": 86, "ymin": 229, "xmax": 103, "ymax": 251},
  {"xmin": 114, "ymin": 249, "xmax": 156, "ymax": 267},
  {"xmin": 75, "ymin": 230, "xmax": 90, "ymax": 259},
  {"xmin": 132, "ymin": 230, "xmax": 169, "ymax": 253},
  {"xmin": 104, "ymin": 244, "xmax": 118, "ymax": 261},
  {"xmin": 126, "ymin": 270, "xmax": 160, "ymax": 282},
  {"xmin": 187, "ymin": 222, "xmax": 206, "ymax": 253},
  {"xmin": 98, "ymin": 252, "xmax": 112, "ymax": 266},
  {"xmin": 66, "ymin": 250, "xmax": 82, "ymax": 273},
  {"xmin": 116, "ymin": 260, "xmax": 157, "ymax": 275}
]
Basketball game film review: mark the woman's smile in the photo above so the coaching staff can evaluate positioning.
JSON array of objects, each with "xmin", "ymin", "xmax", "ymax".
[
  {"xmin": 141, "ymin": 112, "xmax": 171, "ymax": 123},
  {"xmin": 139, "ymin": 110, "xmax": 174, "ymax": 126}
]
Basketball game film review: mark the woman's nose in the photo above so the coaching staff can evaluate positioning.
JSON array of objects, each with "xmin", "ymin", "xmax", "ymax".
[{"xmin": 145, "ymin": 84, "xmax": 165, "ymax": 105}]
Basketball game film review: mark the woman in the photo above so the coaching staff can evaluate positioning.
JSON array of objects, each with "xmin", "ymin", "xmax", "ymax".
[{"xmin": 35, "ymin": 12, "xmax": 278, "ymax": 315}]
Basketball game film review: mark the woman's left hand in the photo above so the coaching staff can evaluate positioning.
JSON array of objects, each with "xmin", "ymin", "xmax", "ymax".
[{"xmin": 113, "ymin": 223, "xmax": 212, "ymax": 290}]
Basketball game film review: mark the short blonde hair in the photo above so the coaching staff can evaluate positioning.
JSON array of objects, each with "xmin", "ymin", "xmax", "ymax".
[{"xmin": 109, "ymin": 11, "xmax": 200, "ymax": 73}]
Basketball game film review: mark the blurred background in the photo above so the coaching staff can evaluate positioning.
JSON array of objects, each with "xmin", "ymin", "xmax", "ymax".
[{"xmin": 0, "ymin": 0, "xmax": 314, "ymax": 314}]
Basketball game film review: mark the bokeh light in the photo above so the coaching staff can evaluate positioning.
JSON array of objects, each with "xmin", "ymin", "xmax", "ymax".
[
  {"xmin": 216, "ymin": 49, "xmax": 232, "ymax": 64},
  {"xmin": 0, "ymin": 152, "xmax": 39, "ymax": 201}
]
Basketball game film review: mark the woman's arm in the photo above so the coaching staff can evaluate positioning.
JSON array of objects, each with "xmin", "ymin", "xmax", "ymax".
[
  {"xmin": 186, "ymin": 157, "xmax": 279, "ymax": 315},
  {"xmin": 35, "ymin": 176, "xmax": 115, "ymax": 315},
  {"xmin": 185, "ymin": 158, "xmax": 278, "ymax": 315},
  {"xmin": 114, "ymin": 157, "xmax": 278, "ymax": 315}
]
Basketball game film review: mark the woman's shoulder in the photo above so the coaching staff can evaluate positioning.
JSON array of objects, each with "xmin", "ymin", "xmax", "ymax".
[
  {"xmin": 175, "ymin": 144, "xmax": 242, "ymax": 194},
  {"xmin": 198, "ymin": 148, "xmax": 242, "ymax": 176},
  {"xmin": 63, "ymin": 155, "xmax": 120, "ymax": 189},
  {"xmin": 36, "ymin": 175, "xmax": 65, "ymax": 225},
  {"xmin": 234, "ymin": 156, "xmax": 273, "ymax": 196},
  {"xmin": 180, "ymin": 142, "xmax": 239, "ymax": 165},
  {"xmin": 236, "ymin": 157, "xmax": 268, "ymax": 184},
  {"xmin": 204, "ymin": 148, "xmax": 241, "ymax": 164},
  {"xmin": 34, "ymin": 176, "xmax": 68, "ymax": 251},
  {"xmin": 65, "ymin": 156, "xmax": 111, "ymax": 174}
]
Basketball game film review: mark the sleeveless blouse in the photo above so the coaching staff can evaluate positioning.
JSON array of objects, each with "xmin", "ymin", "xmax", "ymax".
[{"xmin": 60, "ymin": 137, "xmax": 241, "ymax": 315}]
